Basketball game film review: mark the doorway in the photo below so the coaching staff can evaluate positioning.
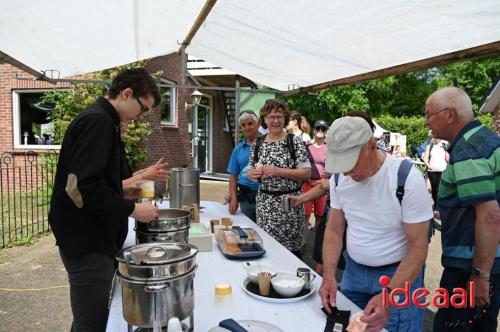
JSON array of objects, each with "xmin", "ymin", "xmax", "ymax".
[{"xmin": 196, "ymin": 96, "xmax": 212, "ymax": 173}]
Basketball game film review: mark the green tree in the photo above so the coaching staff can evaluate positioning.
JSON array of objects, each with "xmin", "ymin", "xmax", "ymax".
[{"xmin": 41, "ymin": 61, "xmax": 154, "ymax": 169}]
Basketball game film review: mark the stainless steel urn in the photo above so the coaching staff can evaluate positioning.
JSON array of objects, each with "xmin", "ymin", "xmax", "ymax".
[
  {"xmin": 116, "ymin": 243, "xmax": 198, "ymax": 328},
  {"xmin": 168, "ymin": 167, "xmax": 200, "ymax": 208}
]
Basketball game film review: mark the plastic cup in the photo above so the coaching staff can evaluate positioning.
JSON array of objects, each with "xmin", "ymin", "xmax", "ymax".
[
  {"xmin": 257, "ymin": 272, "xmax": 272, "ymax": 296},
  {"xmin": 139, "ymin": 180, "xmax": 155, "ymax": 198}
]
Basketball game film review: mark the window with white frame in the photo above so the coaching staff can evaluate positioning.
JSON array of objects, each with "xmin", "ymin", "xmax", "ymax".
[
  {"xmin": 12, "ymin": 90, "xmax": 63, "ymax": 149},
  {"xmin": 159, "ymin": 87, "xmax": 177, "ymax": 126}
]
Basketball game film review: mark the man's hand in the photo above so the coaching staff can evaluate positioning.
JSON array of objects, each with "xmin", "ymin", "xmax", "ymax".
[
  {"xmin": 469, "ymin": 276, "xmax": 490, "ymax": 306},
  {"xmin": 318, "ymin": 276, "xmax": 338, "ymax": 314},
  {"xmin": 228, "ymin": 198, "xmax": 239, "ymax": 215},
  {"xmin": 123, "ymin": 181, "xmax": 141, "ymax": 200},
  {"xmin": 131, "ymin": 203, "xmax": 159, "ymax": 223},
  {"xmin": 141, "ymin": 158, "xmax": 169, "ymax": 181},
  {"xmin": 361, "ymin": 293, "xmax": 390, "ymax": 332},
  {"xmin": 289, "ymin": 195, "xmax": 303, "ymax": 209}
]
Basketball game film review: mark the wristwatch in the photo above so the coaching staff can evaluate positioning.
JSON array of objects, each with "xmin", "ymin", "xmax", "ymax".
[{"xmin": 471, "ymin": 267, "xmax": 490, "ymax": 278}]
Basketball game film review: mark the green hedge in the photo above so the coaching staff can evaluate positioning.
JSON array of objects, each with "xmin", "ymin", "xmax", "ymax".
[{"xmin": 374, "ymin": 113, "xmax": 493, "ymax": 155}]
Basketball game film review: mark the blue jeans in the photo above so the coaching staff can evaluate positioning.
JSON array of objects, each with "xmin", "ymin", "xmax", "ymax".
[
  {"xmin": 340, "ymin": 252, "xmax": 425, "ymax": 332},
  {"xmin": 240, "ymin": 199, "xmax": 256, "ymax": 222}
]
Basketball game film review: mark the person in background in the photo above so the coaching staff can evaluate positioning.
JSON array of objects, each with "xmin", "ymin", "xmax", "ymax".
[
  {"xmin": 287, "ymin": 111, "xmax": 312, "ymax": 143},
  {"xmin": 248, "ymin": 100, "xmax": 311, "ymax": 257},
  {"xmin": 303, "ymin": 119, "xmax": 328, "ymax": 230},
  {"xmin": 49, "ymin": 68, "xmax": 161, "ymax": 332},
  {"xmin": 422, "ymin": 130, "xmax": 448, "ymax": 210},
  {"xmin": 226, "ymin": 110, "xmax": 260, "ymax": 222},
  {"xmin": 425, "ymin": 86, "xmax": 500, "ymax": 332}
]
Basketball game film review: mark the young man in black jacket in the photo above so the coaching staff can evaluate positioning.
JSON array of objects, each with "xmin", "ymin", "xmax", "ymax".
[{"xmin": 49, "ymin": 68, "xmax": 161, "ymax": 332}]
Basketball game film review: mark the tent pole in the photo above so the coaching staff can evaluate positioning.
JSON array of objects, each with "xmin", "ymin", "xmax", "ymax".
[
  {"xmin": 178, "ymin": 0, "xmax": 217, "ymax": 52},
  {"xmin": 234, "ymin": 79, "xmax": 240, "ymax": 146}
]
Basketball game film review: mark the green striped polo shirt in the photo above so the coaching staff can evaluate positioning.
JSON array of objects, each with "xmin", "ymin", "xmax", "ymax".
[{"xmin": 438, "ymin": 120, "xmax": 500, "ymax": 273}]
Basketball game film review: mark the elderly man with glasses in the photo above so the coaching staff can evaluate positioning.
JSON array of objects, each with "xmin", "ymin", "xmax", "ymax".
[{"xmin": 425, "ymin": 86, "xmax": 500, "ymax": 332}]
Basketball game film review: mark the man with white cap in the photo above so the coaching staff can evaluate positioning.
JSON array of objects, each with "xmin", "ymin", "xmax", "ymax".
[{"xmin": 318, "ymin": 116, "xmax": 433, "ymax": 332}]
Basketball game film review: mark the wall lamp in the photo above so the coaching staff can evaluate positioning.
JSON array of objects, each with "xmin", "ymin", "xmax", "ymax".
[{"xmin": 185, "ymin": 89, "xmax": 203, "ymax": 109}]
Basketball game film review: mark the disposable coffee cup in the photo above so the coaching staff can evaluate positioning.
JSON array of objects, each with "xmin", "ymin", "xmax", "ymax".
[
  {"xmin": 139, "ymin": 180, "xmax": 155, "ymax": 198},
  {"xmin": 257, "ymin": 272, "xmax": 272, "ymax": 296}
]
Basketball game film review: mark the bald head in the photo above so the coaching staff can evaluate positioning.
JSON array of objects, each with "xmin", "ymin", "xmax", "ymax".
[{"xmin": 426, "ymin": 86, "xmax": 474, "ymax": 121}]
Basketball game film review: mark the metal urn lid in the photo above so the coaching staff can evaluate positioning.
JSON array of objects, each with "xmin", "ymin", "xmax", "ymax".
[{"xmin": 117, "ymin": 242, "xmax": 198, "ymax": 266}]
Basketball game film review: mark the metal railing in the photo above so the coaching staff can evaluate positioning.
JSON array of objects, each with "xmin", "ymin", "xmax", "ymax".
[{"xmin": 0, "ymin": 150, "xmax": 58, "ymax": 248}]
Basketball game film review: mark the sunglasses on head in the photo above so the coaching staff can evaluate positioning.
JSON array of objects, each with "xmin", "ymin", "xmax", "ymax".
[{"xmin": 315, "ymin": 126, "xmax": 327, "ymax": 132}]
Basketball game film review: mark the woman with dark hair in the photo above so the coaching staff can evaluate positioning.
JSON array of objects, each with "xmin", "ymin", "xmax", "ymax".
[
  {"xmin": 248, "ymin": 100, "xmax": 311, "ymax": 257},
  {"xmin": 287, "ymin": 111, "xmax": 312, "ymax": 143}
]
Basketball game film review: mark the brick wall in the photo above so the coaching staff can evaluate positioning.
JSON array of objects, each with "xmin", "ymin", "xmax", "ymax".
[
  {"xmin": 0, "ymin": 62, "xmax": 69, "ymax": 154},
  {"xmin": 1, "ymin": 53, "xmax": 234, "ymax": 192},
  {"xmin": 142, "ymin": 54, "xmax": 233, "ymax": 175}
]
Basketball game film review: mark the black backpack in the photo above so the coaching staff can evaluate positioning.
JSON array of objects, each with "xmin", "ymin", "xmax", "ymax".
[{"xmin": 252, "ymin": 133, "xmax": 298, "ymax": 168}]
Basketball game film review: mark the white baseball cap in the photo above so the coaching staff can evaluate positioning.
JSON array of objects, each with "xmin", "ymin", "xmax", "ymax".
[{"xmin": 325, "ymin": 117, "xmax": 374, "ymax": 173}]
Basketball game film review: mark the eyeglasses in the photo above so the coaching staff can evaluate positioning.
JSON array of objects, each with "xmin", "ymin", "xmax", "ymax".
[
  {"xmin": 425, "ymin": 107, "xmax": 449, "ymax": 120},
  {"xmin": 266, "ymin": 115, "xmax": 284, "ymax": 122},
  {"xmin": 315, "ymin": 126, "xmax": 327, "ymax": 132},
  {"xmin": 135, "ymin": 96, "xmax": 150, "ymax": 113}
]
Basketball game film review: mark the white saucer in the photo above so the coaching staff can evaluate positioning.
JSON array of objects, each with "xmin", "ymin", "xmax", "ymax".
[{"xmin": 241, "ymin": 276, "xmax": 316, "ymax": 304}]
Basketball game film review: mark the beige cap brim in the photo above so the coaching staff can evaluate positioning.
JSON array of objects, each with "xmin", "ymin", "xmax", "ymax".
[{"xmin": 325, "ymin": 144, "xmax": 364, "ymax": 174}]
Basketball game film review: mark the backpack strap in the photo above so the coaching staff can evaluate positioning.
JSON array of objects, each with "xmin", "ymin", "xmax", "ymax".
[
  {"xmin": 252, "ymin": 134, "xmax": 267, "ymax": 165},
  {"xmin": 286, "ymin": 133, "xmax": 297, "ymax": 168},
  {"xmin": 396, "ymin": 159, "xmax": 413, "ymax": 205}
]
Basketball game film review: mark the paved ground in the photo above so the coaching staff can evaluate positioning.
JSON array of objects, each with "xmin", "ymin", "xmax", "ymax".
[{"xmin": 0, "ymin": 180, "xmax": 445, "ymax": 331}]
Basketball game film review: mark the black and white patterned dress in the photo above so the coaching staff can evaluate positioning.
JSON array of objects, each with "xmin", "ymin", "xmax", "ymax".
[{"xmin": 249, "ymin": 135, "xmax": 311, "ymax": 252}]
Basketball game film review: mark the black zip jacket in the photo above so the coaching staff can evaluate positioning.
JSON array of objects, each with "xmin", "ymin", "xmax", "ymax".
[{"xmin": 48, "ymin": 97, "xmax": 135, "ymax": 259}]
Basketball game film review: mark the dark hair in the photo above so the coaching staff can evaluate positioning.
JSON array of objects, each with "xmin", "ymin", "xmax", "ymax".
[
  {"xmin": 107, "ymin": 68, "xmax": 161, "ymax": 107},
  {"xmin": 344, "ymin": 110, "xmax": 375, "ymax": 132},
  {"xmin": 259, "ymin": 99, "xmax": 290, "ymax": 129}
]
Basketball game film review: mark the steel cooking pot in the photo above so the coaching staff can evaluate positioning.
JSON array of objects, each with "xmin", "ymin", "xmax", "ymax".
[
  {"xmin": 118, "ymin": 264, "xmax": 197, "ymax": 327},
  {"xmin": 116, "ymin": 243, "xmax": 197, "ymax": 281},
  {"xmin": 136, "ymin": 227, "xmax": 190, "ymax": 244},
  {"xmin": 136, "ymin": 208, "xmax": 192, "ymax": 233},
  {"xmin": 169, "ymin": 167, "xmax": 200, "ymax": 208}
]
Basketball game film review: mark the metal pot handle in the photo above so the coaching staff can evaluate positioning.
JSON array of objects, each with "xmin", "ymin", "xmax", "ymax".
[
  {"xmin": 146, "ymin": 246, "xmax": 168, "ymax": 259},
  {"xmin": 144, "ymin": 284, "xmax": 169, "ymax": 292},
  {"xmin": 180, "ymin": 183, "xmax": 194, "ymax": 187}
]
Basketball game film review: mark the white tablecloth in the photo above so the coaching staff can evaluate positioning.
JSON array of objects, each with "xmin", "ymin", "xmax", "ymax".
[{"xmin": 106, "ymin": 201, "xmax": 364, "ymax": 331}]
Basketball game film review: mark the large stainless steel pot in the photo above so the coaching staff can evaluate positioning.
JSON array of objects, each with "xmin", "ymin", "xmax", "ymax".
[
  {"xmin": 136, "ymin": 227, "xmax": 190, "ymax": 245},
  {"xmin": 118, "ymin": 265, "xmax": 197, "ymax": 328},
  {"xmin": 116, "ymin": 243, "xmax": 197, "ymax": 281},
  {"xmin": 168, "ymin": 167, "xmax": 200, "ymax": 208},
  {"xmin": 136, "ymin": 208, "xmax": 192, "ymax": 233}
]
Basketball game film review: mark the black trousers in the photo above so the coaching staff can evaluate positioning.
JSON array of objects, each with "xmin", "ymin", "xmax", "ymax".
[
  {"xmin": 433, "ymin": 268, "xmax": 500, "ymax": 332},
  {"xmin": 59, "ymin": 249, "xmax": 115, "ymax": 332},
  {"xmin": 427, "ymin": 171, "xmax": 442, "ymax": 209}
]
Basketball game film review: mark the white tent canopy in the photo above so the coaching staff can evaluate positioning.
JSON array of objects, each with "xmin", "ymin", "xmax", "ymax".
[{"xmin": 1, "ymin": 0, "xmax": 499, "ymax": 91}]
